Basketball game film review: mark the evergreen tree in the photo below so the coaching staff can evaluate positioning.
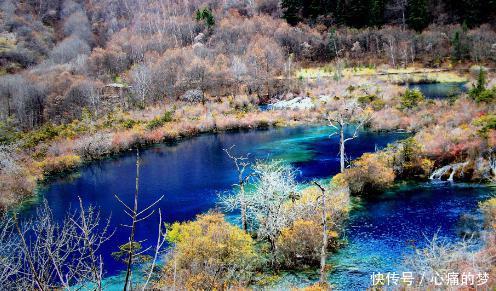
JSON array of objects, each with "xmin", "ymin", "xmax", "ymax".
[
  {"xmin": 369, "ymin": 0, "xmax": 386, "ymax": 26},
  {"xmin": 301, "ymin": 0, "xmax": 320, "ymax": 19},
  {"xmin": 450, "ymin": 22, "xmax": 469, "ymax": 61},
  {"xmin": 469, "ymin": 67, "xmax": 487, "ymax": 100},
  {"xmin": 281, "ymin": 0, "xmax": 302, "ymax": 25},
  {"xmin": 406, "ymin": 0, "xmax": 429, "ymax": 31},
  {"xmin": 335, "ymin": 0, "xmax": 346, "ymax": 25},
  {"xmin": 195, "ymin": 7, "xmax": 215, "ymax": 29},
  {"xmin": 339, "ymin": 0, "xmax": 371, "ymax": 27}
]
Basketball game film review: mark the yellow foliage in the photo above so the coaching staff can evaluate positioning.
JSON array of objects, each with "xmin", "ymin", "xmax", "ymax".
[
  {"xmin": 480, "ymin": 197, "xmax": 496, "ymax": 230},
  {"xmin": 420, "ymin": 158, "xmax": 434, "ymax": 175},
  {"xmin": 344, "ymin": 152, "xmax": 395, "ymax": 194},
  {"xmin": 276, "ymin": 178, "xmax": 350, "ymax": 268},
  {"xmin": 297, "ymin": 282, "xmax": 332, "ymax": 291},
  {"xmin": 36, "ymin": 154, "xmax": 81, "ymax": 175},
  {"xmin": 160, "ymin": 213, "xmax": 258, "ymax": 289},
  {"xmin": 276, "ymin": 219, "xmax": 322, "ymax": 268}
]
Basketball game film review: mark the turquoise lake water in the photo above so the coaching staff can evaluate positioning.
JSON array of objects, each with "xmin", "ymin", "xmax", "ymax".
[{"xmin": 21, "ymin": 126, "xmax": 492, "ymax": 289}]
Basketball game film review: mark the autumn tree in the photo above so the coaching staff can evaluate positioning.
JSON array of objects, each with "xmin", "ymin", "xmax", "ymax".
[
  {"xmin": 130, "ymin": 63, "xmax": 152, "ymax": 108},
  {"xmin": 160, "ymin": 213, "xmax": 258, "ymax": 289},
  {"xmin": 246, "ymin": 36, "xmax": 284, "ymax": 99},
  {"xmin": 276, "ymin": 177, "xmax": 350, "ymax": 270}
]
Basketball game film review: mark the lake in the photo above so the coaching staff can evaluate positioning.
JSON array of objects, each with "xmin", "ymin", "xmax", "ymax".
[
  {"xmin": 277, "ymin": 182, "xmax": 492, "ymax": 290},
  {"xmin": 408, "ymin": 82, "xmax": 467, "ymax": 99},
  {"xmin": 21, "ymin": 126, "xmax": 491, "ymax": 289}
]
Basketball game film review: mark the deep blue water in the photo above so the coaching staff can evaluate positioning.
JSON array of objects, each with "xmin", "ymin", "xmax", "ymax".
[
  {"xmin": 19, "ymin": 125, "xmax": 491, "ymax": 289},
  {"xmin": 24, "ymin": 126, "xmax": 405, "ymax": 277},
  {"xmin": 326, "ymin": 182, "xmax": 492, "ymax": 290},
  {"xmin": 276, "ymin": 182, "xmax": 492, "ymax": 290},
  {"xmin": 408, "ymin": 82, "xmax": 467, "ymax": 99}
]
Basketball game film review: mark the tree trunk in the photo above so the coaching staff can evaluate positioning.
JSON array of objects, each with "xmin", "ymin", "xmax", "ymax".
[
  {"xmin": 339, "ymin": 126, "xmax": 345, "ymax": 173},
  {"xmin": 240, "ymin": 185, "xmax": 247, "ymax": 231},
  {"xmin": 319, "ymin": 194, "xmax": 328, "ymax": 284},
  {"xmin": 313, "ymin": 181, "xmax": 328, "ymax": 284},
  {"xmin": 124, "ymin": 152, "xmax": 140, "ymax": 291}
]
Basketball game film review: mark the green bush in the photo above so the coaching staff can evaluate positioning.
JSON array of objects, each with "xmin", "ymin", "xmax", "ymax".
[
  {"xmin": 146, "ymin": 111, "xmax": 174, "ymax": 130},
  {"xmin": 468, "ymin": 67, "xmax": 496, "ymax": 103},
  {"xmin": 21, "ymin": 124, "xmax": 62, "ymax": 148},
  {"xmin": 358, "ymin": 94, "xmax": 385, "ymax": 111},
  {"xmin": 120, "ymin": 119, "xmax": 138, "ymax": 129},
  {"xmin": 357, "ymin": 94, "xmax": 377, "ymax": 105},
  {"xmin": 195, "ymin": 7, "xmax": 215, "ymax": 29},
  {"xmin": 400, "ymin": 89, "xmax": 425, "ymax": 109},
  {"xmin": 0, "ymin": 119, "xmax": 19, "ymax": 144},
  {"xmin": 477, "ymin": 88, "xmax": 496, "ymax": 103},
  {"xmin": 473, "ymin": 114, "xmax": 496, "ymax": 134},
  {"xmin": 370, "ymin": 99, "xmax": 386, "ymax": 111}
]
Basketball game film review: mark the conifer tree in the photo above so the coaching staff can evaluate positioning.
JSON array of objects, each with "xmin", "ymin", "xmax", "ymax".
[
  {"xmin": 369, "ymin": 0, "xmax": 386, "ymax": 26},
  {"xmin": 406, "ymin": 0, "xmax": 429, "ymax": 31},
  {"xmin": 281, "ymin": 0, "xmax": 302, "ymax": 25}
]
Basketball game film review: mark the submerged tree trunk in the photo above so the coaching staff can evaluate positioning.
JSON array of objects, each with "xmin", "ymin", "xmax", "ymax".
[
  {"xmin": 124, "ymin": 152, "xmax": 140, "ymax": 291},
  {"xmin": 314, "ymin": 182, "xmax": 328, "ymax": 284},
  {"xmin": 339, "ymin": 125, "xmax": 345, "ymax": 173}
]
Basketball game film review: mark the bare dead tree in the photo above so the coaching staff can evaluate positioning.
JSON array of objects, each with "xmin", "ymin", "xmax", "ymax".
[
  {"xmin": 1, "ymin": 199, "xmax": 113, "ymax": 291},
  {"xmin": 247, "ymin": 161, "xmax": 298, "ymax": 260},
  {"xmin": 114, "ymin": 149, "xmax": 164, "ymax": 291},
  {"xmin": 328, "ymin": 101, "xmax": 372, "ymax": 173},
  {"xmin": 142, "ymin": 209, "xmax": 167, "ymax": 291},
  {"xmin": 313, "ymin": 181, "xmax": 328, "ymax": 284},
  {"xmin": 220, "ymin": 145, "xmax": 254, "ymax": 231},
  {"xmin": 131, "ymin": 64, "xmax": 152, "ymax": 108},
  {"xmin": 70, "ymin": 197, "xmax": 114, "ymax": 290},
  {"xmin": 385, "ymin": 36, "xmax": 397, "ymax": 67},
  {"xmin": 0, "ymin": 214, "xmax": 21, "ymax": 290},
  {"xmin": 387, "ymin": 0, "xmax": 407, "ymax": 30}
]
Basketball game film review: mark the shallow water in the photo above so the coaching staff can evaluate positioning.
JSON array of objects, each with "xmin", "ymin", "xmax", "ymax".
[
  {"xmin": 327, "ymin": 182, "xmax": 492, "ymax": 290},
  {"xmin": 277, "ymin": 182, "xmax": 492, "ymax": 290},
  {"xmin": 24, "ymin": 126, "xmax": 406, "ymax": 279},
  {"xmin": 19, "ymin": 125, "xmax": 492, "ymax": 289},
  {"xmin": 408, "ymin": 82, "xmax": 467, "ymax": 99}
]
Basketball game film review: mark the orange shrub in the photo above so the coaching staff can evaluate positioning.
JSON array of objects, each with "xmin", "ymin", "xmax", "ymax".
[
  {"xmin": 276, "ymin": 219, "xmax": 322, "ymax": 268},
  {"xmin": 344, "ymin": 152, "xmax": 395, "ymax": 194},
  {"xmin": 36, "ymin": 154, "xmax": 81, "ymax": 175}
]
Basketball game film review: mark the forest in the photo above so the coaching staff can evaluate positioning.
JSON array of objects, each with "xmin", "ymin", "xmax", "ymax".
[{"xmin": 0, "ymin": 0, "xmax": 496, "ymax": 290}]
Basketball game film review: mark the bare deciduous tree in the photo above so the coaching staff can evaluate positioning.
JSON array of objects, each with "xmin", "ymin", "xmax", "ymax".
[
  {"xmin": 245, "ymin": 161, "xmax": 298, "ymax": 259},
  {"xmin": 0, "ymin": 199, "xmax": 113, "ymax": 290},
  {"xmin": 219, "ymin": 145, "xmax": 253, "ymax": 231},
  {"xmin": 328, "ymin": 100, "xmax": 371, "ymax": 173},
  {"xmin": 114, "ymin": 150, "xmax": 164, "ymax": 291},
  {"xmin": 386, "ymin": 0, "xmax": 407, "ymax": 30},
  {"xmin": 130, "ymin": 63, "xmax": 152, "ymax": 108}
]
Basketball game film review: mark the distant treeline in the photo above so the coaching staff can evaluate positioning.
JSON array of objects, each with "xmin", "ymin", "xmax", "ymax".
[
  {"xmin": 281, "ymin": 0, "xmax": 496, "ymax": 30},
  {"xmin": 0, "ymin": 0, "xmax": 495, "ymax": 131}
]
